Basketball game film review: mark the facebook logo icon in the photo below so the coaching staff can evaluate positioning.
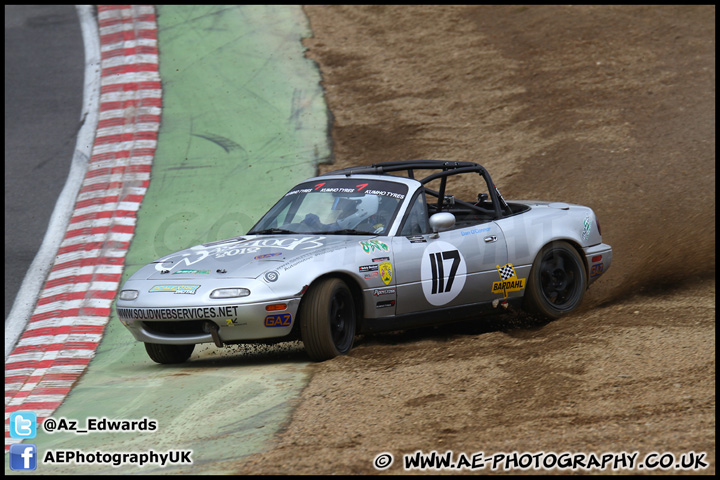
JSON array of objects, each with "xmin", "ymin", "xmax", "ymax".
[
  {"xmin": 10, "ymin": 411, "xmax": 37, "ymax": 439},
  {"xmin": 10, "ymin": 443, "xmax": 37, "ymax": 471}
]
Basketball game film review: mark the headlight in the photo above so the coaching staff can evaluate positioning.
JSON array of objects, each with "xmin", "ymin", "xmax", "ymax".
[
  {"xmin": 210, "ymin": 288, "xmax": 251, "ymax": 299},
  {"xmin": 119, "ymin": 290, "xmax": 139, "ymax": 301}
]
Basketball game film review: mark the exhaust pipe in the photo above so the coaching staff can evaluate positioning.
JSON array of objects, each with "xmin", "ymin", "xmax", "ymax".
[{"xmin": 203, "ymin": 321, "xmax": 223, "ymax": 348}]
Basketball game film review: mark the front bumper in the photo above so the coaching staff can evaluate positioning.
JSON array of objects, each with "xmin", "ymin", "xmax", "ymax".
[{"xmin": 117, "ymin": 297, "xmax": 301, "ymax": 345}]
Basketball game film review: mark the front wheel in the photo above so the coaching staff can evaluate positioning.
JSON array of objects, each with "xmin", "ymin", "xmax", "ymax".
[
  {"xmin": 144, "ymin": 342, "xmax": 195, "ymax": 364},
  {"xmin": 523, "ymin": 242, "xmax": 587, "ymax": 319},
  {"xmin": 300, "ymin": 278, "xmax": 356, "ymax": 361}
]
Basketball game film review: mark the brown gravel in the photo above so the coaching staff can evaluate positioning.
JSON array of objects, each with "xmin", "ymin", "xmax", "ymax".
[{"xmin": 236, "ymin": 5, "xmax": 715, "ymax": 474}]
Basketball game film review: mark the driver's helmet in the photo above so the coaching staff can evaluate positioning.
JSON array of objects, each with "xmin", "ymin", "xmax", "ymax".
[{"xmin": 335, "ymin": 194, "xmax": 379, "ymax": 229}]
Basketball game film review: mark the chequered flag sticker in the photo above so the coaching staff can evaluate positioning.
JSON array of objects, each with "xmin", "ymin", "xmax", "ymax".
[{"xmin": 497, "ymin": 263, "xmax": 516, "ymax": 281}]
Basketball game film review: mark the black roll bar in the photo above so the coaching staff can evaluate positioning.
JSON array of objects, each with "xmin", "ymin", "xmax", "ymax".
[{"xmin": 323, "ymin": 160, "xmax": 510, "ymax": 218}]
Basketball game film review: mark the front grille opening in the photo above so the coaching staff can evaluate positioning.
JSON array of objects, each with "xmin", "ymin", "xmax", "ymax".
[{"xmin": 143, "ymin": 320, "xmax": 207, "ymax": 336}]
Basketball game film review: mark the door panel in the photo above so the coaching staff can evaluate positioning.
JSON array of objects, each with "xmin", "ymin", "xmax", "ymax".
[{"xmin": 392, "ymin": 221, "xmax": 508, "ymax": 315}]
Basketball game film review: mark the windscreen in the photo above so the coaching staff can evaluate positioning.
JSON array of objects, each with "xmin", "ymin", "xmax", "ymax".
[{"xmin": 249, "ymin": 179, "xmax": 408, "ymax": 235}]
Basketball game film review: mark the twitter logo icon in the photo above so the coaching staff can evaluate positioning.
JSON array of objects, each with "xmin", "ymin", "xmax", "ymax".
[{"xmin": 10, "ymin": 411, "xmax": 37, "ymax": 439}]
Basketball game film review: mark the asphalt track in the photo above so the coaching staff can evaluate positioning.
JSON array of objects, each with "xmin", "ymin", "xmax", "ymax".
[
  {"xmin": 4, "ymin": 5, "xmax": 84, "ymax": 321},
  {"xmin": 6, "ymin": 6, "xmax": 330, "ymax": 474}
]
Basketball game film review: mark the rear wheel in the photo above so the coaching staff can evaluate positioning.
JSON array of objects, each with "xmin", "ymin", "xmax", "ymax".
[
  {"xmin": 144, "ymin": 342, "xmax": 195, "ymax": 364},
  {"xmin": 524, "ymin": 241, "xmax": 587, "ymax": 319},
  {"xmin": 300, "ymin": 278, "xmax": 356, "ymax": 361}
]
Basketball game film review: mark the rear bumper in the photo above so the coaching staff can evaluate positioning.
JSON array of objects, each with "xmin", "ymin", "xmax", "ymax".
[{"xmin": 583, "ymin": 243, "xmax": 612, "ymax": 285}]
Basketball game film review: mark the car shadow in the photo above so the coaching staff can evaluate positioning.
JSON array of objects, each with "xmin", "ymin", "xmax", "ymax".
[
  {"xmin": 145, "ymin": 341, "xmax": 310, "ymax": 369},
  {"xmin": 355, "ymin": 311, "xmax": 554, "ymax": 348}
]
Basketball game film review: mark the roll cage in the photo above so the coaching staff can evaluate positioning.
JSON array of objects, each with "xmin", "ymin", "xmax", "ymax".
[{"xmin": 324, "ymin": 160, "xmax": 513, "ymax": 219}]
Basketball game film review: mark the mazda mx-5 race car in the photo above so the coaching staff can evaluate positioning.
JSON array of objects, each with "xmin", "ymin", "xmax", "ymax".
[{"xmin": 116, "ymin": 160, "xmax": 612, "ymax": 363}]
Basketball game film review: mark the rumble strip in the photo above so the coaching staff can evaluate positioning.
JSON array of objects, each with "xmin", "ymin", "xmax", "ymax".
[{"xmin": 5, "ymin": 5, "xmax": 161, "ymax": 451}]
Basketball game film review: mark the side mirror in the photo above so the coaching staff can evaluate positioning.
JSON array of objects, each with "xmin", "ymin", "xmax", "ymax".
[{"xmin": 429, "ymin": 212, "xmax": 455, "ymax": 238}]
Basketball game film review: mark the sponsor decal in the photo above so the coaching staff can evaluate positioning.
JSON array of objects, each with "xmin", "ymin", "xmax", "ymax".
[
  {"xmin": 117, "ymin": 305, "xmax": 239, "ymax": 320},
  {"xmin": 373, "ymin": 287, "xmax": 396, "ymax": 296},
  {"xmin": 156, "ymin": 237, "xmax": 326, "ymax": 273},
  {"xmin": 372, "ymin": 256, "xmax": 390, "ymax": 263},
  {"xmin": 420, "ymin": 241, "xmax": 467, "ymax": 306},
  {"xmin": 360, "ymin": 239, "xmax": 389, "ymax": 254},
  {"xmin": 582, "ymin": 215, "xmax": 592, "ymax": 241},
  {"xmin": 461, "ymin": 226, "xmax": 491, "ymax": 236},
  {"xmin": 254, "ymin": 252, "xmax": 283, "ymax": 260},
  {"xmin": 285, "ymin": 179, "xmax": 407, "ymax": 200},
  {"xmin": 359, "ymin": 264, "xmax": 379, "ymax": 273},
  {"xmin": 264, "ymin": 313, "xmax": 292, "ymax": 327},
  {"xmin": 590, "ymin": 263, "xmax": 604, "ymax": 278},
  {"xmin": 240, "ymin": 236, "xmax": 325, "ymax": 251},
  {"xmin": 172, "ymin": 269, "xmax": 210, "ymax": 275},
  {"xmin": 407, "ymin": 235, "xmax": 427, "ymax": 243},
  {"xmin": 202, "ymin": 237, "xmax": 246, "ymax": 247},
  {"xmin": 376, "ymin": 300, "xmax": 395, "ymax": 309},
  {"xmin": 379, "ymin": 262, "xmax": 393, "ymax": 285},
  {"xmin": 362, "ymin": 190, "xmax": 404, "ymax": 200},
  {"xmin": 492, "ymin": 263, "xmax": 526, "ymax": 298},
  {"xmin": 310, "ymin": 184, "xmax": 359, "ymax": 194},
  {"xmin": 279, "ymin": 244, "xmax": 346, "ymax": 272},
  {"xmin": 264, "ymin": 271, "xmax": 279, "ymax": 282},
  {"xmin": 149, "ymin": 285, "xmax": 200, "ymax": 295},
  {"xmin": 226, "ymin": 319, "xmax": 247, "ymax": 327},
  {"xmin": 364, "ymin": 271, "xmax": 379, "ymax": 280}
]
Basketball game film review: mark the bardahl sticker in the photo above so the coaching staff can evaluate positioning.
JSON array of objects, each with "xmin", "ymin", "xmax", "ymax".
[{"xmin": 492, "ymin": 263, "xmax": 526, "ymax": 298}]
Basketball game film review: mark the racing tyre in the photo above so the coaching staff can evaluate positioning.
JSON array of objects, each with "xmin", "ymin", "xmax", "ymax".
[
  {"xmin": 524, "ymin": 241, "xmax": 587, "ymax": 319},
  {"xmin": 144, "ymin": 342, "xmax": 195, "ymax": 364},
  {"xmin": 300, "ymin": 278, "xmax": 356, "ymax": 361}
]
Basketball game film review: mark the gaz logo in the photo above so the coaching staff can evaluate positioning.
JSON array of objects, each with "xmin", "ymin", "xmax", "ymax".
[
  {"xmin": 590, "ymin": 263, "xmax": 604, "ymax": 277},
  {"xmin": 264, "ymin": 313, "xmax": 292, "ymax": 327},
  {"xmin": 420, "ymin": 241, "xmax": 467, "ymax": 306}
]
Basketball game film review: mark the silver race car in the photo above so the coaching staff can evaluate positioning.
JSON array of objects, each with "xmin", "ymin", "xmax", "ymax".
[{"xmin": 116, "ymin": 161, "xmax": 612, "ymax": 363}]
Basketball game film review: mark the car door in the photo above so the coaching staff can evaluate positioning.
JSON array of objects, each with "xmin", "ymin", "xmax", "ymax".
[{"xmin": 391, "ymin": 191, "xmax": 508, "ymax": 316}]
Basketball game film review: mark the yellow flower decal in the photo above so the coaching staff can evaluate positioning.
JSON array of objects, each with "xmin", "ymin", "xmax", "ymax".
[{"xmin": 379, "ymin": 262, "xmax": 393, "ymax": 285}]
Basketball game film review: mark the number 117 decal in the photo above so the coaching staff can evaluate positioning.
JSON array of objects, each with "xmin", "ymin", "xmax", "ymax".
[
  {"xmin": 428, "ymin": 250, "xmax": 460, "ymax": 294},
  {"xmin": 421, "ymin": 241, "xmax": 467, "ymax": 306}
]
